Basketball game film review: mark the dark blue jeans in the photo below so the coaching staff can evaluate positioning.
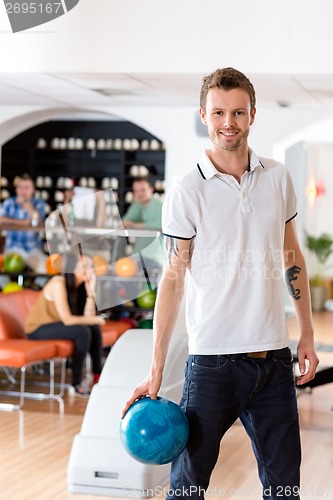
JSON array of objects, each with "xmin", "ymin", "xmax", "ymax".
[{"xmin": 167, "ymin": 352, "xmax": 301, "ymax": 500}]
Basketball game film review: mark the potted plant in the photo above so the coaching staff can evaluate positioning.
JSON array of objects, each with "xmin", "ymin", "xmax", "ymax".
[{"xmin": 305, "ymin": 232, "xmax": 333, "ymax": 311}]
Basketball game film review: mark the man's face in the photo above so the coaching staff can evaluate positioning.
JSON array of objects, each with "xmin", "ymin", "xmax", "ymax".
[
  {"xmin": 132, "ymin": 181, "xmax": 153, "ymax": 204},
  {"xmin": 200, "ymin": 87, "xmax": 256, "ymax": 152},
  {"xmin": 16, "ymin": 179, "xmax": 35, "ymax": 201}
]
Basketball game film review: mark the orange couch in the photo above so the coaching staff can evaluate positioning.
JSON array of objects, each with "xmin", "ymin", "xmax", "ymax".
[{"xmin": 0, "ymin": 289, "xmax": 130, "ymax": 409}]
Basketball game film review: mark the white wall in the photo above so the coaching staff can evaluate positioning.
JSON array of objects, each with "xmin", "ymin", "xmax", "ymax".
[
  {"xmin": 285, "ymin": 142, "xmax": 307, "ymax": 239},
  {"xmin": 285, "ymin": 142, "xmax": 333, "ymax": 277},
  {"xmin": 304, "ymin": 143, "xmax": 333, "ymax": 236}
]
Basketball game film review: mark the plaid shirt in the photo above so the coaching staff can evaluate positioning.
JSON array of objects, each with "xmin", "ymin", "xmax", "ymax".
[{"xmin": 0, "ymin": 196, "xmax": 46, "ymax": 252}]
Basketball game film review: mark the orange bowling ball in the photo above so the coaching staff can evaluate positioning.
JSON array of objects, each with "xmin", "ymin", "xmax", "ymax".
[
  {"xmin": 46, "ymin": 253, "xmax": 62, "ymax": 275},
  {"xmin": 92, "ymin": 255, "xmax": 109, "ymax": 276},
  {"xmin": 0, "ymin": 254, "xmax": 3, "ymax": 272},
  {"xmin": 114, "ymin": 257, "xmax": 138, "ymax": 277}
]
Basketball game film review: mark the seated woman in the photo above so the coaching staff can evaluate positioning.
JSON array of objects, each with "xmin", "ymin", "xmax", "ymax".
[{"xmin": 25, "ymin": 251, "xmax": 105, "ymax": 396}]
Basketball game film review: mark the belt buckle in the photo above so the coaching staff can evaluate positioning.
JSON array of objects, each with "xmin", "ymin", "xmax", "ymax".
[{"xmin": 247, "ymin": 351, "xmax": 268, "ymax": 359}]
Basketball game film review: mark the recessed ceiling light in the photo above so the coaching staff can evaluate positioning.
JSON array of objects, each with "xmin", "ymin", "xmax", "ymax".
[
  {"xmin": 93, "ymin": 88, "xmax": 152, "ymax": 97},
  {"xmin": 277, "ymin": 100, "xmax": 291, "ymax": 108}
]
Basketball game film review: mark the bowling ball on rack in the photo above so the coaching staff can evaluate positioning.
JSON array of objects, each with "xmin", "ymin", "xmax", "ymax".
[
  {"xmin": 92, "ymin": 255, "xmax": 109, "ymax": 276},
  {"xmin": 114, "ymin": 257, "xmax": 138, "ymax": 278},
  {"xmin": 138, "ymin": 318, "xmax": 153, "ymax": 329},
  {"xmin": 3, "ymin": 253, "xmax": 25, "ymax": 273},
  {"xmin": 46, "ymin": 253, "xmax": 62, "ymax": 275},
  {"xmin": 136, "ymin": 289, "xmax": 156, "ymax": 309},
  {"xmin": 2, "ymin": 282, "xmax": 24, "ymax": 294},
  {"xmin": 120, "ymin": 396, "xmax": 189, "ymax": 465}
]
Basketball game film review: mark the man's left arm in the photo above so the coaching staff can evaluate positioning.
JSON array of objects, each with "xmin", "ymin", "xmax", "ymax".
[
  {"xmin": 284, "ymin": 220, "xmax": 319, "ymax": 385},
  {"xmin": 0, "ymin": 216, "xmax": 31, "ymax": 228}
]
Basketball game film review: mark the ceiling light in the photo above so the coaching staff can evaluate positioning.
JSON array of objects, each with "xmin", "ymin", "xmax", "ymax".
[{"xmin": 277, "ymin": 100, "xmax": 291, "ymax": 108}]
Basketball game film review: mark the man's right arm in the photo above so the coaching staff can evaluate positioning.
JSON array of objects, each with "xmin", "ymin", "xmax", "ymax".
[{"xmin": 121, "ymin": 236, "xmax": 192, "ymax": 417}]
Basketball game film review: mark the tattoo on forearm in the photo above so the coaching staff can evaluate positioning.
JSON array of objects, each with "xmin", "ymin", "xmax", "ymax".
[
  {"xmin": 165, "ymin": 236, "xmax": 179, "ymax": 266},
  {"xmin": 285, "ymin": 265, "xmax": 301, "ymax": 300}
]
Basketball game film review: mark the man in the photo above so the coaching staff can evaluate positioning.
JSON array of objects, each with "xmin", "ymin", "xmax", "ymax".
[
  {"xmin": 123, "ymin": 177, "xmax": 163, "ymax": 273},
  {"xmin": 122, "ymin": 68, "xmax": 319, "ymax": 499},
  {"xmin": 123, "ymin": 177, "xmax": 162, "ymax": 233},
  {"xmin": 0, "ymin": 173, "xmax": 46, "ymax": 273}
]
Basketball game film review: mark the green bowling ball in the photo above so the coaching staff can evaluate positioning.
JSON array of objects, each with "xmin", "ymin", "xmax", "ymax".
[
  {"xmin": 138, "ymin": 318, "xmax": 154, "ymax": 329},
  {"xmin": 136, "ymin": 289, "xmax": 156, "ymax": 309},
  {"xmin": 3, "ymin": 253, "xmax": 25, "ymax": 273}
]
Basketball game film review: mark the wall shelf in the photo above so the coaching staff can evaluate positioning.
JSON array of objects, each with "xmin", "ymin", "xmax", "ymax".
[{"xmin": 1, "ymin": 120, "xmax": 166, "ymax": 218}]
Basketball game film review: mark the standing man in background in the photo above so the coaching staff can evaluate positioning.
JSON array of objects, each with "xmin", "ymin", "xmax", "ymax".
[
  {"xmin": 123, "ymin": 68, "xmax": 318, "ymax": 499},
  {"xmin": 0, "ymin": 173, "xmax": 46, "ymax": 273}
]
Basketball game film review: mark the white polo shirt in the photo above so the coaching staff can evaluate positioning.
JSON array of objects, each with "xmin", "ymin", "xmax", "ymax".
[{"xmin": 162, "ymin": 149, "xmax": 297, "ymax": 355}]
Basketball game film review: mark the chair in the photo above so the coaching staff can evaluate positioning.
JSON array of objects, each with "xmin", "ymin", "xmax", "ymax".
[
  {"xmin": 0, "ymin": 337, "xmax": 58, "ymax": 410},
  {"xmin": 0, "ymin": 290, "xmax": 73, "ymax": 410}
]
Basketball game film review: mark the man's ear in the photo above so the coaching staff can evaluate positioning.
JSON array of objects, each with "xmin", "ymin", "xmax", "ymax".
[
  {"xmin": 250, "ymin": 107, "xmax": 256, "ymax": 126},
  {"xmin": 199, "ymin": 107, "xmax": 207, "ymax": 126}
]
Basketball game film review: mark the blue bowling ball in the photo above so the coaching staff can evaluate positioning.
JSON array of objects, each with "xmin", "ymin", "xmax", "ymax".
[{"xmin": 120, "ymin": 396, "xmax": 190, "ymax": 465}]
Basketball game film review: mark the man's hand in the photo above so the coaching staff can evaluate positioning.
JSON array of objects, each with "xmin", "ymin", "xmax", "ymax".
[
  {"xmin": 296, "ymin": 338, "xmax": 319, "ymax": 385},
  {"xmin": 18, "ymin": 197, "xmax": 33, "ymax": 214},
  {"xmin": 123, "ymin": 220, "xmax": 135, "ymax": 229},
  {"xmin": 121, "ymin": 372, "xmax": 162, "ymax": 418}
]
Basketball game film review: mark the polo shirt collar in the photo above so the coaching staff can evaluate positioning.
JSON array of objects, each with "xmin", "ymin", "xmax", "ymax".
[
  {"xmin": 197, "ymin": 149, "xmax": 263, "ymax": 180},
  {"xmin": 248, "ymin": 149, "xmax": 263, "ymax": 172}
]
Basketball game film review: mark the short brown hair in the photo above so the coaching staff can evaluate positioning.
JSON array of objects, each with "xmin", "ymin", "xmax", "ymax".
[
  {"xmin": 200, "ymin": 67, "xmax": 256, "ymax": 112},
  {"xmin": 14, "ymin": 173, "xmax": 34, "ymax": 187},
  {"xmin": 132, "ymin": 177, "xmax": 153, "ymax": 188},
  {"xmin": 19, "ymin": 173, "xmax": 33, "ymax": 182}
]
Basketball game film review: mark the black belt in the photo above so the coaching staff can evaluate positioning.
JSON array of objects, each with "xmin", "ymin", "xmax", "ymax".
[{"xmin": 238, "ymin": 347, "xmax": 291, "ymax": 360}]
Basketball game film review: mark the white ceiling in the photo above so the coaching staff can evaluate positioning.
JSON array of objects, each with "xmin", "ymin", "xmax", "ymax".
[{"xmin": 0, "ymin": 72, "xmax": 333, "ymax": 111}]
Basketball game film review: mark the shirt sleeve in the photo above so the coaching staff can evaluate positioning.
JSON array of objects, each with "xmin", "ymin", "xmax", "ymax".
[
  {"xmin": 162, "ymin": 183, "xmax": 196, "ymax": 239},
  {"xmin": 0, "ymin": 198, "xmax": 11, "ymax": 217},
  {"xmin": 284, "ymin": 168, "xmax": 297, "ymax": 223}
]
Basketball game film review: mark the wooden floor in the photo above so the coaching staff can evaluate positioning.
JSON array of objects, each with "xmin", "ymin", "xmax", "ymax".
[
  {"xmin": 0, "ymin": 312, "xmax": 332, "ymax": 500},
  {"xmin": 0, "ymin": 387, "xmax": 332, "ymax": 500}
]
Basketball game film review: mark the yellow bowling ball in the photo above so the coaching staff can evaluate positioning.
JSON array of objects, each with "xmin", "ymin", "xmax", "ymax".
[{"xmin": 2, "ymin": 282, "xmax": 24, "ymax": 294}]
